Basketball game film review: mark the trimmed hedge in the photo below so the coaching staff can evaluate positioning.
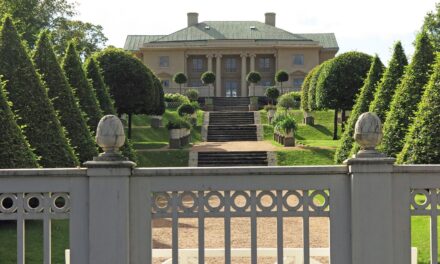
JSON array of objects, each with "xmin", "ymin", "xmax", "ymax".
[
  {"xmin": 0, "ymin": 17, "xmax": 78, "ymax": 167},
  {"xmin": 397, "ymin": 54, "xmax": 440, "ymax": 163},
  {"xmin": 381, "ymin": 31, "xmax": 435, "ymax": 157},
  {"xmin": 308, "ymin": 62, "xmax": 328, "ymax": 111},
  {"xmin": 334, "ymin": 55, "xmax": 384, "ymax": 163},
  {"xmin": 369, "ymin": 41, "xmax": 408, "ymax": 122},
  {"xmin": 33, "ymin": 31, "xmax": 97, "ymax": 163},
  {"xmin": 278, "ymin": 92, "xmax": 301, "ymax": 110},
  {"xmin": 0, "ymin": 79, "xmax": 38, "ymax": 168},
  {"xmin": 301, "ymin": 66, "xmax": 318, "ymax": 112},
  {"xmin": 85, "ymin": 57, "xmax": 116, "ymax": 115},
  {"xmin": 63, "ymin": 43, "xmax": 103, "ymax": 133}
]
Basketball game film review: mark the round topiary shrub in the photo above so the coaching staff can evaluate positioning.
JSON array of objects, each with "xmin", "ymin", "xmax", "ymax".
[
  {"xmin": 185, "ymin": 89, "xmax": 199, "ymax": 102},
  {"xmin": 278, "ymin": 92, "xmax": 301, "ymax": 109},
  {"xmin": 265, "ymin": 86, "xmax": 280, "ymax": 104},
  {"xmin": 177, "ymin": 103, "xmax": 196, "ymax": 117},
  {"xmin": 246, "ymin": 71, "xmax": 262, "ymax": 84}
]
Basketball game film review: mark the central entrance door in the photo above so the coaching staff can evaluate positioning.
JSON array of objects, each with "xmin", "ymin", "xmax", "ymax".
[{"xmin": 225, "ymin": 80, "xmax": 238, "ymax": 97}]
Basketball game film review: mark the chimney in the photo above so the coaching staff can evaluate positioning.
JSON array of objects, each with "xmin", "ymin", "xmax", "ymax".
[
  {"xmin": 265, "ymin": 12, "xmax": 276, "ymax": 27},
  {"xmin": 187, "ymin": 12, "xmax": 199, "ymax": 27}
]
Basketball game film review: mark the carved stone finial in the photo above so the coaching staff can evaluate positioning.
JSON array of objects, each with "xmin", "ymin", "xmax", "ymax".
[
  {"xmin": 353, "ymin": 112, "xmax": 384, "ymax": 158},
  {"xmin": 95, "ymin": 115, "xmax": 126, "ymax": 161}
]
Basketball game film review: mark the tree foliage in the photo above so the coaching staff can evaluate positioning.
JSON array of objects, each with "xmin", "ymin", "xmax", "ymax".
[
  {"xmin": 423, "ymin": 3, "xmax": 440, "ymax": 51},
  {"xmin": 0, "ymin": 79, "xmax": 38, "ymax": 168},
  {"xmin": 85, "ymin": 57, "xmax": 116, "ymax": 115},
  {"xmin": 381, "ymin": 31, "xmax": 435, "ymax": 157},
  {"xmin": 275, "ymin": 70, "xmax": 289, "ymax": 89},
  {"xmin": 51, "ymin": 18, "xmax": 108, "ymax": 57},
  {"xmin": 63, "ymin": 42, "xmax": 102, "ymax": 133},
  {"xmin": 246, "ymin": 71, "xmax": 261, "ymax": 84},
  {"xmin": 315, "ymin": 52, "xmax": 372, "ymax": 139},
  {"xmin": 33, "ymin": 31, "xmax": 97, "ymax": 163},
  {"xmin": 334, "ymin": 55, "xmax": 384, "ymax": 163},
  {"xmin": 300, "ymin": 66, "xmax": 318, "ymax": 112},
  {"xmin": 307, "ymin": 62, "xmax": 328, "ymax": 111},
  {"xmin": 265, "ymin": 87, "xmax": 280, "ymax": 104},
  {"xmin": 397, "ymin": 54, "xmax": 440, "ymax": 164},
  {"xmin": 0, "ymin": 17, "xmax": 77, "ymax": 167},
  {"xmin": 369, "ymin": 41, "xmax": 408, "ymax": 122},
  {"xmin": 201, "ymin": 71, "xmax": 215, "ymax": 85},
  {"xmin": 0, "ymin": 0, "xmax": 76, "ymax": 47}
]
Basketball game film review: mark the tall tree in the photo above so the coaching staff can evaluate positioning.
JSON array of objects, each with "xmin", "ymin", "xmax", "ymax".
[
  {"xmin": 51, "ymin": 18, "xmax": 108, "ymax": 57},
  {"xmin": 0, "ymin": 79, "xmax": 38, "ymax": 168},
  {"xmin": 397, "ymin": 54, "xmax": 440, "ymax": 164},
  {"xmin": 315, "ymin": 51, "xmax": 372, "ymax": 139},
  {"xmin": 380, "ymin": 31, "xmax": 435, "ymax": 157},
  {"xmin": 334, "ymin": 55, "xmax": 384, "ymax": 163},
  {"xmin": 33, "ymin": 31, "xmax": 97, "ymax": 163},
  {"xmin": 0, "ymin": 0, "xmax": 76, "ymax": 47},
  {"xmin": 85, "ymin": 57, "xmax": 116, "ymax": 115},
  {"xmin": 423, "ymin": 3, "xmax": 440, "ymax": 51},
  {"xmin": 0, "ymin": 17, "xmax": 77, "ymax": 167},
  {"xmin": 369, "ymin": 41, "xmax": 408, "ymax": 122},
  {"xmin": 93, "ymin": 47, "xmax": 154, "ymax": 139},
  {"xmin": 63, "ymin": 42, "xmax": 103, "ymax": 133}
]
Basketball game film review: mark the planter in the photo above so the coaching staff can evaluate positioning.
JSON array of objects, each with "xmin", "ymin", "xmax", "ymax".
[
  {"xmin": 150, "ymin": 115, "xmax": 163, "ymax": 128},
  {"xmin": 267, "ymin": 109, "xmax": 276, "ymax": 123},
  {"xmin": 284, "ymin": 136, "xmax": 295, "ymax": 147},
  {"xmin": 204, "ymin": 98, "xmax": 214, "ymax": 111},
  {"xmin": 169, "ymin": 129, "xmax": 180, "ymax": 139},
  {"xmin": 304, "ymin": 116, "xmax": 314, "ymax": 126},
  {"xmin": 249, "ymin": 96, "xmax": 259, "ymax": 111}
]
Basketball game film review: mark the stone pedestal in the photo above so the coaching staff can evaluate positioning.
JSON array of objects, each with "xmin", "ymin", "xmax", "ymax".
[
  {"xmin": 150, "ymin": 116, "xmax": 162, "ymax": 128},
  {"xmin": 304, "ymin": 116, "xmax": 314, "ymax": 125},
  {"xmin": 204, "ymin": 98, "xmax": 214, "ymax": 111},
  {"xmin": 249, "ymin": 96, "xmax": 259, "ymax": 111}
]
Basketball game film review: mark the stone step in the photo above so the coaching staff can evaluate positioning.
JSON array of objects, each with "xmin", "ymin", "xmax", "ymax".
[{"xmin": 197, "ymin": 151, "xmax": 268, "ymax": 167}]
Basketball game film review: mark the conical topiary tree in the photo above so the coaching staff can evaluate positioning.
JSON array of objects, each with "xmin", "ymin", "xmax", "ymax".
[
  {"xmin": 63, "ymin": 43, "xmax": 103, "ymax": 133},
  {"xmin": 380, "ymin": 31, "xmax": 435, "ymax": 157},
  {"xmin": 397, "ymin": 54, "xmax": 440, "ymax": 164},
  {"xmin": 33, "ymin": 31, "xmax": 98, "ymax": 163},
  {"xmin": 0, "ymin": 79, "xmax": 38, "ymax": 168},
  {"xmin": 369, "ymin": 41, "xmax": 408, "ymax": 122},
  {"xmin": 85, "ymin": 57, "xmax": 116, "ymax": 115},
  {"xmin": 0, "ymin": 17, "xmax": 78, "ymax": 167},
  {"xmin": 334, "ymin": 55, "xmax": 384, "ymax": 163}
]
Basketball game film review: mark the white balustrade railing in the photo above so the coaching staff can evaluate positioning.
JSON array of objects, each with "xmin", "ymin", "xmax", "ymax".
[{"xmin": 0, "ymin": 164, "xmax": 436, "ymax": 264}]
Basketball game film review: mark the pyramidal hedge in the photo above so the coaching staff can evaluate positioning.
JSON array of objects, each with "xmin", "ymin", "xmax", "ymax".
[
  {"xmin": 33, "ymin": 31, "xmax": 98, "ymax": 163},
  {"xmin": 397, "ymin": 54, "xmax": 440, "ymax": 164},
  {"xmin": 334, "ymin": 55, "xmax": 384, "ymax": 163},
  {"xmin": 0, "ymin": 79, "xmax": 38, "ymax": 168},
  {"xmin": 85, "ymin": 58, "xmax": 116, "ymax": 115},
  {"xmin": 369, "ymin": 41, "xmax": 408, "ymax": 122},
  {"xmin": 380, "ymin": 31, "xmax": 435, "ymax": 157},
  {"xmin": 63, "ymin": 43, "xmax": 103, "ymax": 133},
  {"xmin": 0, "ymin": 17, "xmax": 78, "ymax": 167}
]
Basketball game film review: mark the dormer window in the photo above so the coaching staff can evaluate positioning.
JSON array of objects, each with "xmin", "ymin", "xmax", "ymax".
[
  {"xmin": 205, "ymin": 26, "xmax": 210, "ymax": 30},
  {"xmin": 250, "ymin": 26, "xmax": 257, "ymax": 30}
]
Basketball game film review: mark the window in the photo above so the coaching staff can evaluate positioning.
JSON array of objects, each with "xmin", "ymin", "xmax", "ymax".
[
  {"xmin": 159, "ymin": 56, "xmax": 169, "ymax": 68},
  {"xmin": 161, "ymin": 80, "xmax": 170, "ymax": 88},
  {"xmin": 259, "ymin": 58, "xmax": 271, "ymax": 72},
  {"xmin": 293, "ymin": 54, "xmax": 304, "ymax": 66},
  {"xmin": 293, "ymin": 78, "xmax": 305, "ymax": 90},
  {"xmin": 225, "ymin": 58, "xmax": 237, "ymax": 72},
  {"xmin": 262, "ymin": 80, "xmax": 272, "ymax": 87},
  {"xmin": 192, "ymin": 58, "xmax": 203, "ymax": 72}
]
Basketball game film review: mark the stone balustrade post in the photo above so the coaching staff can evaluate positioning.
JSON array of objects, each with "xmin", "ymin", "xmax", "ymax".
[
  {"xmin": 345, "ymin": 112, "xmax": 410, "ymax": 264},
  {"xmin": 84, "ymin": 115, "xmax": 135, "ymax": 264}
]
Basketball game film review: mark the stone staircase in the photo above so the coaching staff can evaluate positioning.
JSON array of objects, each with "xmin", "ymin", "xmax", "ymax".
[
  {"xmin": 213, "ymin": 97, "xmax": 250, "ymax": 111},
  {"xmin": 207, "ymin": 112, "xmax": 257, "ymax": 141},
  {"xmin": 197, "ymin": 151, "xmax": 268, "ymax": 167}
]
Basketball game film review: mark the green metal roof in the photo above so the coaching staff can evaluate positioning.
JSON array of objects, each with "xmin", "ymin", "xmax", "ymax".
[
  {"xmin": 124, "ymin": 21, "xmax": 338, "ymax": 51},
  {"xmin": 124, "ymin": 35, "xmax": 164, "ymax": 51}
]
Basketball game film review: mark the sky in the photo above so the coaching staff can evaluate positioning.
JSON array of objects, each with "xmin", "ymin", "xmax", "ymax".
[{"xmin": 74, "ymin": 0, "xmax": 438, "ymax": 64}]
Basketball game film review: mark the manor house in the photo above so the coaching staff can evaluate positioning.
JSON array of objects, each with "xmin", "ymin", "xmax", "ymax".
[{"xmin": 124, "ymin": 13, "xmax": 338, "ymax": 97}]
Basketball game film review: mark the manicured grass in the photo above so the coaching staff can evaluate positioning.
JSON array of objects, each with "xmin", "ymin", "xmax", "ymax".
[
  {"xmin": 137, "ymin": 150, "xmax": 189, "ymax": 167},
  {"xmin": 276, "ymin": 147, "xmax": 336, "ymax": 165},
  {"xmin": 0, "ymin": 220, "xmax": 69, "ymax": 264}
]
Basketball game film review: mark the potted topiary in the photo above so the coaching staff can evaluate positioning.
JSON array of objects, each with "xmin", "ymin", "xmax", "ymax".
[
  {"xmin": 278, "ymin": 116, "xmax": 297, "ymax": 147},
  {"xmin": 166, "ymin": 120, "xmax": 182, "ymax": 149},
  {"xmin": 264, "ymin": 104, "xmax": 277, "ymax": 123},
  {"xmin": 185, "ymin": 89, "xmax": 199, "ymax": 102},
  {"xmin": 265, "ymin": 86, "xmax": 280, "ymax": 105},
  {"xmin": 201, "ymin": 71, "xmax": 216, "ymax": 98},
  {"xmin": 177, "ymin": 103, "xmax": 197, "ymax": 126},
  {"xmin": 173, "ymin": 72, "xmax": 187, "ymax": 94},
  {"xmin": 246, "ymin": 71, "xmax": 261, "ymax": 96}
]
